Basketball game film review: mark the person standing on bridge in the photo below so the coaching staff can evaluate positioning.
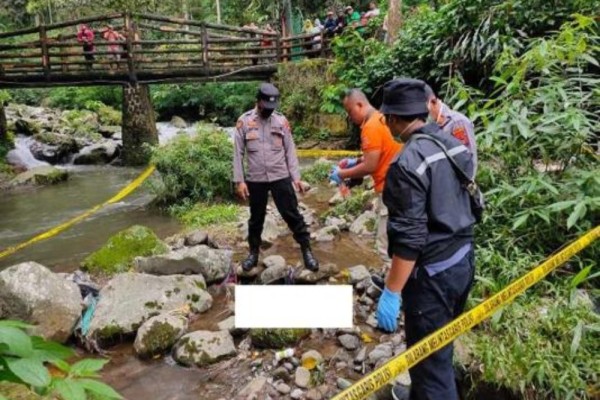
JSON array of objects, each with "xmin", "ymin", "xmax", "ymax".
[
  {"xmin": 233, "ymin": 83, "xmax": 319, "ymax": 272},
  {"xmin": 77, "ymin": 24, "xmax": 95, "ymax": 70},
  {"xmin": 329, "ymin": 89, "xmax": 402, "ymax": 262},
  {"xmin": 375, "ymin": 78, "xmax": 478, "ymax": 400}
]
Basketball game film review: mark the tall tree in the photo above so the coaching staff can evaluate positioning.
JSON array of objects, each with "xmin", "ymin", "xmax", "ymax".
[{"xmin": 386, "ymin": 0, "xmax": 401, "ymax": 44}]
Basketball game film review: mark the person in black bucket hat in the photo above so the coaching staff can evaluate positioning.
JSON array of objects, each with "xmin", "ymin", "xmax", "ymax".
[{"xmin": 375, "ymin": 78, "xmax": 478, "ymax": 400}]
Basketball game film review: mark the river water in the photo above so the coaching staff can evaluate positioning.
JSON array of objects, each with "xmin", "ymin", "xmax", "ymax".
[{"xmin": 0, "ymin": 122, "xmax": 387, "ymax": 399}]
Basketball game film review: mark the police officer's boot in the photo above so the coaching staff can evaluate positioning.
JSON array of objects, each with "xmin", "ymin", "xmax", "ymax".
[
  {"xmin": 242, "ymin": 249, "xmax": 259, "ymax": 271},
  {"xmin": 301, "ymin": 244, "xmax": 319, "ymax": 272}
]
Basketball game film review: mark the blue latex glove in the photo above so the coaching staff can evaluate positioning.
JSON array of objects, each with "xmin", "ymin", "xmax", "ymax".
[
  {"xmin": 376, "ymin": 287, "xmax": 401, "ymax": 332},
  {"xmin": 339, "ymin": 158, "xmax": 358, "ymax": 169},
  {"xmin": 329, "ymin": 166, "xmax": 343, "ymax": 185}
]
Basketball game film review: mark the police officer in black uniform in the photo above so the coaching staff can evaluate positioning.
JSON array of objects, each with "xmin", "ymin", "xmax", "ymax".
[{"xmin": 375, "ymin": 79, "xmax": 478, "ymax": 400}]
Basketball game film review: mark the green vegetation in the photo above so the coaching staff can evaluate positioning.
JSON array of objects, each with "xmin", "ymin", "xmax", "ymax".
[
  {"xmin": 169, "ymin": 202, "xmax": 240, "ymax": 228},
  {"xmin": 276, "ymin": 60, "xmax": 346, "ymax": 141},
  {"xmin": 0, "ymin": 320, "xmax": 121, "ymax": 400},
  {"xmin": 150, "ymin": 125, "xmax": 234, "ymax": 206},
  {"xmin": 151, "ymin": 82, "xmax": 257, "ymax": 126},
  {"xmin": 322, "ymin": 189, "xmax": 374, "ymax": 220},
  {"xmin": 81, "ymin": 225, "xmax": 168, "ymax": 275},
  {"xmin": 249, "ymin": 329, "xmax": 310, "ymax": 349},
  {"xmin": 300, "ymin": 159, "xmax": 334, "ymax": 185}
]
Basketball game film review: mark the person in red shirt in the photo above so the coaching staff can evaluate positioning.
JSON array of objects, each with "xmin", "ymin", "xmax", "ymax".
[{"xmin": 77, "ymin": 24, "xmax": 95, "ymax": 69}]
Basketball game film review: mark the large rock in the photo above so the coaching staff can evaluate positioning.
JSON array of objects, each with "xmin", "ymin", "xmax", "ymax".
[
  {"xmin": 134, "ymin": 312, "xmax": 188, "ymax": 358},
  {"xmin": 260, "ymin": 255, "xmax": 289, "ymax": 284},
  {"xmin": 170, "ymin": 115, "xmax": 188, "ymax": 129},
  {"xmin": 82, "ymin": 225, "xmax": 168, "ymax": 275},
  {"xmin": 30, "ymin": 132, "xmax": 78, "ymax": 164},
  {"xmin": 73, "ymin": 140, "xmax": 119, "ymax": 165},
  {"xmin": 174, "ymin": 330, "xmax": 236, "ymax": 366},
  {"xmin": 348, "ymin": 265, "xmax": 371, "ymax": 284},
  {"xmin": 10, "ymin": 166, "xmax": 68, "ymax": 186},
  {"xmin": 236, "ymin": 376, "xmax": 268, "ymax": 400},
  {"xmin": 239, "ymin": 211, "xmax": 286, "ymax": 244},
  {"xmin": 295, "ymin": 263, "xmax": 339, "ymax": 284},
  {"xmin": 0, "ymin": 262, "xmax": 82, "ymax": 343},
  {"xmin": 134, "ymin": 245, "xmax": 233, "ymax": 284},
  {"xmin": 295, "ymin": 367, "xmax": 311, "ymax": 388},
  {"xmin": 312, "ymin": 225, "xmax": 340, "ymax": 242},
  {"xmin": 98, "ymin": 125, "xmax": 121, "ymax": 138},
  {"xmin": 350, "ymin": 211, "xmax": 377, "ymax": 236},
  {"xmin": 14, "ymin": 118, "xmax": 41, "ymax": 136},
  {"xmin": 87, "ymin": 273, "xmax": 211, "ymax": 343}
]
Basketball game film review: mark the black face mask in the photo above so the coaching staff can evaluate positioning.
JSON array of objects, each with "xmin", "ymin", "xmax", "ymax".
[{"xmin": 260, "ymin": 108, "xmax": 275, "ymax": 119}]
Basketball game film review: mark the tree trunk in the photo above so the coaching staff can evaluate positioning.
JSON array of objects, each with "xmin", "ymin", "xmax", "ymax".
[
  {"xmin": 215, "ymin": 0, "xmax": 221, "ymax": 24},
  {"xmin": 282, "ymin": 0, "xmax": 293, "ymax": 37},
  {"xmin": 0, "ymin": 101, "xmax": 7, "ymax": 144},
  {"xmin": 387, "ymin": 0, "xmax": 402, "ymax": 44},
  {"xmin": 121, "ymin": 84, "xmax": 158, "ymax": 166}
]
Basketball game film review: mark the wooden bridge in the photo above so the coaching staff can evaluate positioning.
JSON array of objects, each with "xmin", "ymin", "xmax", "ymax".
[{"xmin": 0, "ymin": 13, "xmax": 332, "ymax": 88}]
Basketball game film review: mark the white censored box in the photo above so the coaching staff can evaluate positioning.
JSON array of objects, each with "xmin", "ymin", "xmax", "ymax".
[{"xmin": 235, "ymin": 285, "xmax": 353, "ymax": 329}]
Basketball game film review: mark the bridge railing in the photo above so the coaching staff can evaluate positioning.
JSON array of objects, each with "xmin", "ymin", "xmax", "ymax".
[{"xmin": 0, "ymin": 13, "xmax": 333, "ymax": 87}]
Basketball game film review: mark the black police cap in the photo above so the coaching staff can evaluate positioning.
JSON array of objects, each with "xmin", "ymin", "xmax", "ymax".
[
  {"xmin": 380, "ymin": 78, "xmax": 429, "ymax": 116},
  {"xmin": 257, "ymin": 82, "xmax": 280, "ymax": 109}
]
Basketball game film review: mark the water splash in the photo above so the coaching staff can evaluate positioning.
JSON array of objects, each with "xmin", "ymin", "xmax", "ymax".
[{"xmin": 6, "ymin": 135, "xmax": 50, "ymax": 169}]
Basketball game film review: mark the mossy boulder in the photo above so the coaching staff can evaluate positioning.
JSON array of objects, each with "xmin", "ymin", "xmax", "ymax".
[
  {"xmin": 10, "ymin": 166, "xmax": 68, "ymax": 186},
  {"xmin": 87, "ymin": 273, "xmax": 211, "ymax": 346},
  {"xmin": 82, "ymin": 225, "xmax": 168, "ymax": 275},
  {"xmin": 250, "ymin": 329, "xmax": 310, "ymax": 349},
  {"xmin": 134, "ymin": 313, "xmax": 188, "ymax": 358},
  {"xmin": 174, "ymin": 330, "xmax": 236, "ymax": 366}
]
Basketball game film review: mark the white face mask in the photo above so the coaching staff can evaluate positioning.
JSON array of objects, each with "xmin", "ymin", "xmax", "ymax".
[{"xmin": 435, "ymin": 102, "xmax": 447, "ymax": 125}]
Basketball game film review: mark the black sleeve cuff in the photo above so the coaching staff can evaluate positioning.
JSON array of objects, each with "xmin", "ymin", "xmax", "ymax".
[{"xmin": 389, "ymin": 243, "xmax": 420, "ymax": 261}]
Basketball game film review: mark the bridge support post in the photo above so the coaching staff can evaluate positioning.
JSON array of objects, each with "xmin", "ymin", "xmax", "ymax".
[
  {"xmin": 121, "ymin": 84, "xmax": 158, "ymax": 166},
  {"xmin": 0, "ymin": 101, "xmax": 7, "ymax": 144}
]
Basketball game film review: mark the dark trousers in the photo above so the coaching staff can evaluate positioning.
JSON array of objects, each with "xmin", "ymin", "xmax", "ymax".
[
  {"xmin": 403, "ymin": 248, "xmax": 475, "ymax": 400},
  {"xmin": 247, "ymin": 177, "xmax": 310, "ymax": 250}
]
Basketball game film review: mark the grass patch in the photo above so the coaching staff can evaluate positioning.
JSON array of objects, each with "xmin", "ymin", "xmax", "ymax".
[
  {"xmin": 322, "ymin": 188, "xmax": 374, "ymax": 220},
  {"xmin": 301, "ymin": 159, "xmax": 333, "ymax": 185},
  {"xmin": 170, "ymin": 202, "xmax": 240, "ymax": 228}
]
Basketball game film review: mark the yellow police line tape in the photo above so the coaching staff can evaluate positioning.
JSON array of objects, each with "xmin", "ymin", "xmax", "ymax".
[
  {"xmin": 297, "ymin": 149, "xmax": 362, "ymax": 158},
  {"xmin": 0, "ymin": 165, "xmax": 156, "ymax": 260},
  {"xmin": 332, "ymin": 225, "xmax": 600, "ymax": 400}
]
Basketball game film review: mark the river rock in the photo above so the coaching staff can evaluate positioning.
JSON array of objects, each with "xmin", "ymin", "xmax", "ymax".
[
  {"xmin": 73, "ymin": 140, "xmax": 119, "ymax": 165},
  {"xmin": 312, "ymin": 225, "xmax": 340, "ymax": 242},
  {"xmin": 184, "ymin": 230, "xmax": 209, "ymax": 246},
  {"xmin": 0, "ymin": 262, "xmax": 82, "ymax": 343},
  {"xmin": 368, "ymin": 343, "xmax": 393, "ymax": 365},
  {"xmin": 295, "ymin": 263, "xmax": 339, "ymax": 284},
  {"xmin": 134, "ymin": 245, "xmax": 232, "ymax": 284},
  {"xmin": 338, "ymin": 334, "xmax": 360, "ymax": 351},
  {"xmin": 291, "ymin": 389, "xmax": 304, "ymax": 399},
  {"xmin": 83, "ymin": 225, "xmax": 168, "ymax": 275},
  {"xmin": 87, "ymin": 273, "xmax": 212, "ymax": 344},
  {"xmin": 324, "ymin": 216, "xmax": 349, "ymax": 230},
  {"xmin": 260, "ymin": 255, "xmax": 289, "ymax": 284},
  {"xmin": 276, "ymin": 383, "xmax": 291, "ymax": 394},
  {"xmin": 170, "ymin": 115, "xmax": 187, "ymax": 129},
  {"xmin": 30, "ymin": 132, "xmax": 78, "ymax": 163},
  {"xmin": 98, "ymin": 125, "xmax": 121, "ymax": 138},
  {"xmin": 174, "ymin": 330, "xmax": 236, "ymax": 366},
  {"xmin": 236, "ymin": 376, "xmax": 268, "ymax": 399},
  {"xmin": 295, "ymin": 367, "xmax": 311, "ymax": 388},
  {"xmin": 306, "ymin": 388, "xmax": 323, "ymax": 400},
  {"xmin": 217, "ymin": 315, "xmax": 247, "ymax": 337},
  {"xmin": 350, "ymin": 211, "xmax": 377, "ymax": 236},
  {"xmin": 348, "ymin": 265, "xmax": 370, "ymax": 284},
  {"xmin": 328, "ymin": 191, "xmax": 345, "ymax": 206},
  {"xmin": 14, "ymin": 118, "xmax": 41, "ymax": 136},
  {"xmin": 10, "ymin": 166, "xmax": 68, "ymax": 186},
  {"xmin": 133, "ymin": 313, "xmax": 188, "ymax": 358}
]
